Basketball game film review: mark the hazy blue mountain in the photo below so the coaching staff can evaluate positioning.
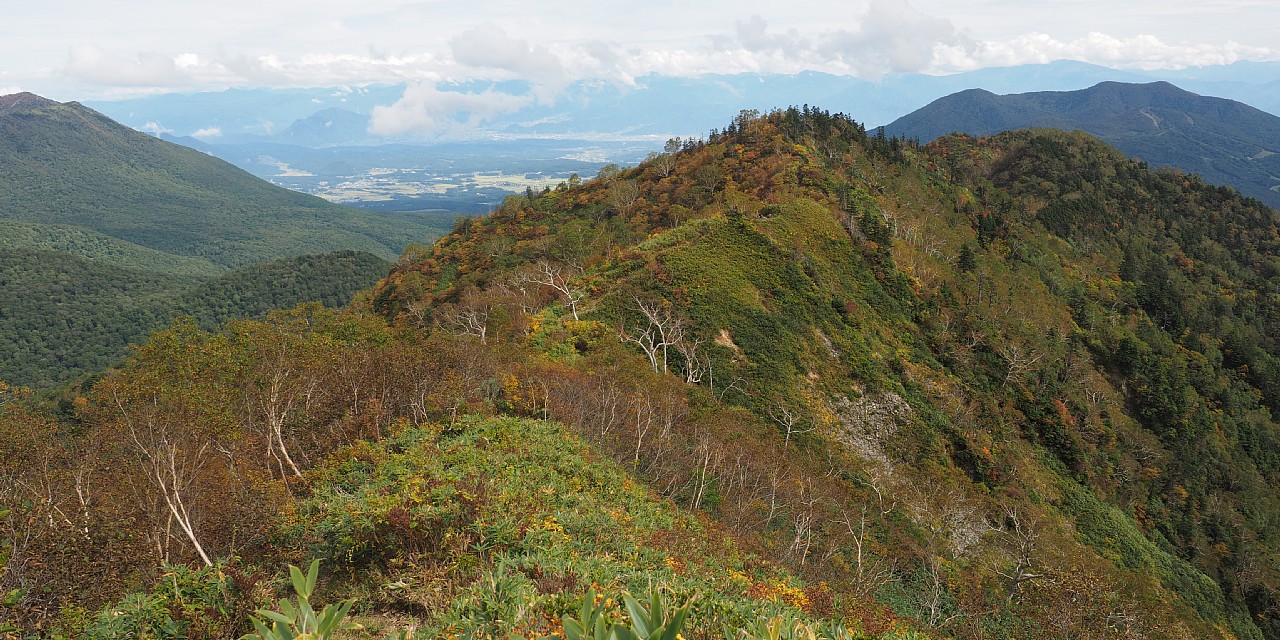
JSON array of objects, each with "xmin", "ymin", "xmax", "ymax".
[
  {"xmin": 274, "ymin": 108, "xmax": 371, "ymax": 146},
  {"xmin": 85, "ymin": 85, "xmax": 406, "ymax": 143},
  {"xmin": 85, "ymin": 61, "xmax": 1280, "ymax": 148},
  {"xmin": 883, "ymin": 81, "xmax": 1280, "ymax": 209}
]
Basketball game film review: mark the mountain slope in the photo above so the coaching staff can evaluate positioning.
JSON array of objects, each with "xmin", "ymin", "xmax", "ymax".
[
  {"xmin": 372, "ymin": 110, "xmax": 1280, "ymax": 638},
  {"xmin": 0, "ymin": 219, "xmax": 223, "ymax": 278},
  {"xmin": 0, "ymin": 92, "xmax": 446, "ymax": 387},
  {"xmin": 9, "ymin": 108, "xmax": 1280, "ymax": 640},
  {"xmin": 883, "ymin": 81, "xmax": 1280, "ymax": 209},
  {"xmin": 0, "ymin": 247, "xmax": 188, "ymax": 386},
  {"xmin": 0, "ymin": 92, "xmax": 436, "ymax": 267}
]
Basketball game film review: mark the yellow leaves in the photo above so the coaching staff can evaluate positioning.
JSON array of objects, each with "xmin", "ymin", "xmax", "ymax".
[
  {"xmin": 534, "ymin": 515, "xmax": 566, "ymax": 535},
  {"xmin": 725, "ymin": 568, "xmax": 753, "ymax": 591},
  {"xmin": 746, "ymin": 577, "xmax": 811, "ymax": 612},
  {"xmin": 0, "ymin": 380, "xmax": 31, "ymax": 410},
  {"xmin": 502, "ymin": 374, "xmax": 522, "ymax": 406}
]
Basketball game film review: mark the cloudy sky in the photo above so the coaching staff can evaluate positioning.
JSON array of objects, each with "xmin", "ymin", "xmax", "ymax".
[{"xmin": 2, "ymin": 0, "xmax": 1275, "ymax": 103}]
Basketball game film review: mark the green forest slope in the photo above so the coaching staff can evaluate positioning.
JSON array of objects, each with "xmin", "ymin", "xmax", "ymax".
[
  {"xmin": 0, "ymin": 249, "xmax": 390, "ymax": 387},
  {"xmin": 0, "ymin": 92, "xmax": 448, "ymax": 386},
  {"xmin": 0, "ymin": 92, "xmax": 438, "ymax": 267}
]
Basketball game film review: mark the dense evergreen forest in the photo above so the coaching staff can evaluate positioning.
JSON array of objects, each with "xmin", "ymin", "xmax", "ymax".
[
  {"xmin": 4, "ymin": 108, "xmax": 1280, "ymax": 640},
  {"xmin": 0, "ymin": 249, "xmax": 391, "ymax": 387}
]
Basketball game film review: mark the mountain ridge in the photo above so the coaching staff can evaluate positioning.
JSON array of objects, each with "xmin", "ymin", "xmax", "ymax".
[
  {"xmin": 882, "ymin": 81, "xmax": 1280, "ymax": 209},
  {"xmin": 7, "ymin": 107, "xmax": 1280, "ymax": 639}
]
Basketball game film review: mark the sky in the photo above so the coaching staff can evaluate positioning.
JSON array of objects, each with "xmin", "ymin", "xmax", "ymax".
[{"xmin": 2, "ymin": 0, "xmax": 1276, "ymax": 131}]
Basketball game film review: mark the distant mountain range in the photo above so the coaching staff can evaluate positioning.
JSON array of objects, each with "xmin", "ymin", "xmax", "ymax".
[
  {"xmin": 70, "ymin": 61, "xmax": 1280, "ymax": 214},
  {"xmin": 882, "ymin": 81, "xmax": 1280, "ymax": 209},
  {"xmin": 83, "ymin": 60, "xmax": 1280, "ymax": 148},
  {"xmin": 0, "ymin": 92, "xmax": 450, "ymax": 386}
]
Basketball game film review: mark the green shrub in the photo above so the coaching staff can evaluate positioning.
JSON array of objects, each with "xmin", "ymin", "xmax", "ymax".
[{"xmin": 241, "ymin": 560, "xmax": 359, "ymax": 640}]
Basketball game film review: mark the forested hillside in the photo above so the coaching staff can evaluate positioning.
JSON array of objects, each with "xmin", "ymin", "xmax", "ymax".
[
  {"xmin": 0, "ymin": 93, "xmax": 437, "ymax": 266},
  {"xmin": 0, "ymin": 92, "xmax": 447, "ymax": 387},
  {"xmin": 4, "ymin": 109, "xmax": 1280, "ymax": 640},
  {"xmin": 0, "ymin": 249, "xmax": 391, "ymax": 388}
]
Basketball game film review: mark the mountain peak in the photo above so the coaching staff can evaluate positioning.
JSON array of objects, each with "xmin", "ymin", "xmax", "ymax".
[
  {"xmin": 0, "ymin": 91, "xmax": 58, "ymax": 113},
  {"xmin": 1087, "ymin": 79, "xmax": 1196, "ymax": 101},
  {"xmin": 885, "ymin": 80, "xmax": 1280, "ymax": 208}
]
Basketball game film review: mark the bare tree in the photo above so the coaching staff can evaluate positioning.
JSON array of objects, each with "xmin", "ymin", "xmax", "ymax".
[
  {"xmin": 443, "ymin": 294, "xmax": 491, "ymax": 344},
  {"xmin": 114, "ymin": 390, "xmax": 215, "ymax": 567},
  {"xmin": 784, "ymin": 486, "xmax": 821, "ymax": 566},
  {"xmin": 447, "ymin": 308, "xmax": 489, "ymax": 343},
  {"xmin": 768, "ymin": 403, "xmax": 815, "ymax": 449},
  {"xmin": 675, "ymin": 335, "xmax": 709, "ymax": 384},
  {"xmin": 997, "ymin": 343, "xmax": 1043, "ymax": 388},
  {"xmin": 630, "ymin": 393, "xmax": 655, "ymax": 466},
  {"xmin": 621, "ymin": 297, "xmax": 686, "ymax": 374},
  {"xmin": 920, "ymin": 555, "xmax": 963, "ymax": 628},
  {"xmin": 838, "ymin": 505, "xmax": 898, "ymax": 598},
  {"xmin": 498, "ymin": 274, "xmax": 539, "ymax": 317},
  {"xmin": 608, "ymin": 178, "xmax": 641, "ymax": 215},
  {"xmin": 688, "ymin": 438, "xmax": 723, "ymax": 512},
  {"xmin": 994, "ymin": 507, "xmax": 1044, "ymax": 603},
  {"xmin": 528, "ymin": 261, "xmax": 586, "ymax": 320},
  {"xmin": 256, "ymin": 364, "xmax": 307, "ymax": 480},
  {"xmin": 649, "ymin": 150, "xmax": 678, "ymax": 178}
]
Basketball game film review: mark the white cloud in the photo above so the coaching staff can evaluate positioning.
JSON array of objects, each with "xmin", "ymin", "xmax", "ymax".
[
  {"xmin": 733, "ymin": 15, "xmax": 810, "ymax": 53},
  {"xmin": 368, "ymin": 81, "xmax": 534, "ymax": 137},
  {"xmin": 5, "ymin": 1, "xmax": 1272, "ymax": 99},
  {"xmin": 449, "ymin": 24, "xmax": 567, "ymax": 101},
  {"xmin": 934, "ymin": 31, "xmax": 1278, "ymax": 72},
  {"xmin": 66, "ymin": 45, "xmax": 186, "ymax": 86},
  {"xmin": 140, "ymin": 121, "xmax": 170, "ymax": 136},
  {"xmin": 817, "ymin": 0, "xmax": 970, "ymax": 76},
  {"xmin": 191, "ymin": 127, "xmax": 222, "ymax": 139},
  {"xmin": 699, "ymin": 3, "xmax": 970, "ymax": 79},
  {"xmin": 701, "ymin": 4, "xmax": 1279, "ymax": 79},
  {"xmin": 220, "ymin": 53, "xmax": 293, "ymax": 86}
]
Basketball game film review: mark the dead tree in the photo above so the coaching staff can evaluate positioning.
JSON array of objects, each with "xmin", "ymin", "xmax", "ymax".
[
  {"xmin": 621, "ymin": 297, "xmax": 685, "ymax": 374},
  {"xmin": 529, "ymin": 261, "xmax": 586, "ymax": 320},
  {"xmin": 768, "ymin": 403, "xmax": 815, "ymax": 449},
  {"xmin": 995, "ymin": 506, "xmax": 1044, "ymax": 603},
  {"xmin": 444, "ymin": 306, "xmax": 490, "ymax": 344}
]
